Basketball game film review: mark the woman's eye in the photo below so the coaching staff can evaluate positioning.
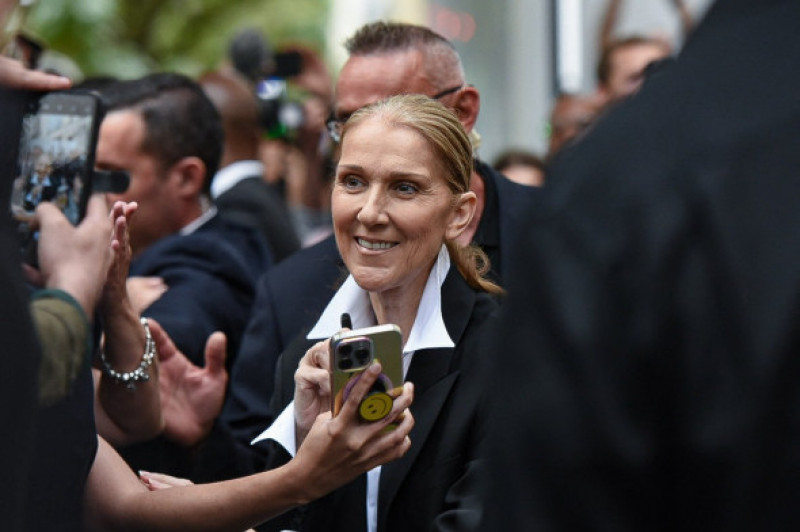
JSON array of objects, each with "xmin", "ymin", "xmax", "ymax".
[
  {"xmin": 341, "ymin": 175, "xmax": 363, "ymax": 189},
  {"xmin": 396, "ymin": 182, "xmax": 418, "ymax": 195}
]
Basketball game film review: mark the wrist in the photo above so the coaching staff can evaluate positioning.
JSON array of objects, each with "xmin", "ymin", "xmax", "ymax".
[
  {"xmin": 280, "ymin": 456, "xmax": 316, "ymax": 506},
  {"xmin": 47, "ymin": 274, "xmax": 101, "ymax": 319},
  {"xmin": 99, "ymin": 293, "xmax": 137, "ymax": 323},
  {"xmin": 100, "ymin": 317, "xmax": 156, "ymax": 390}
]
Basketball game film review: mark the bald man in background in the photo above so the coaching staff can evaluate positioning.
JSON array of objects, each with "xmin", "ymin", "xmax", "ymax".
[{"xmin": 200, "ymin": 70, "xmax": 300, "ymax": 263}]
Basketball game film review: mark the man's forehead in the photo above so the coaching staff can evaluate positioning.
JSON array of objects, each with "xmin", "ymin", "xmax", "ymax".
[
  {"xmin": 334, "ymin": 50, "xmax": 432, "ymax": 114},
  {"xmin": 97, "ymin": 110, "xmax": 145, "ymax": 160}
]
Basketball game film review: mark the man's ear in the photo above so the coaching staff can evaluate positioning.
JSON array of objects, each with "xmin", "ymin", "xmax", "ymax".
[
  {"xmin": 452, "ymin": 86, "xmax": 480, "ymax": 133},
  {"xmin": 446, "ymin": 190, "xmax": 477, "ymax": 241},
  {"xmin": 168, "ymin": 156, "xmax": 207, "ymax": 199}
]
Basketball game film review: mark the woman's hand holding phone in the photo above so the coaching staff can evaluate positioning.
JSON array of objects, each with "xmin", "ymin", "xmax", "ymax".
[
  {"xmin": 293, "ymin": 313, "xmax": 354, "ymax": 445},
  {"xmin": 294, "ymin": 339, "xmax": 334, "ymax": 446},
  {"xmin": 291, "ymin": 362, "xmax": 414, "ymax": 502}
]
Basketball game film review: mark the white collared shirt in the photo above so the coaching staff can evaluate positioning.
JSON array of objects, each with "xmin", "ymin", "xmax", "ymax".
[
  {"xmin": 179, "ymin": 204, "xmax": 217, "ymax": 235},
  {"xmin": 209, "ymin": 160, "xmax": 265, "ymax": 199},
  {"xmin": 252, "ymin": 245, "xmax": 454, "ymax": 532}
]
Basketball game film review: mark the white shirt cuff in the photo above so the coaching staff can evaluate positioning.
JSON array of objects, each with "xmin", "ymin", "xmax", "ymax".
[{"xmin": 250, "ymin": 400, "xmax": 297, "ymax": 457}]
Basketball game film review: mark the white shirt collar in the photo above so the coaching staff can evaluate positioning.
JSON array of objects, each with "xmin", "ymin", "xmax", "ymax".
[
  {"xmin": 306, "ymin": 244, "xmax": 455, "ymax": 352},
  {"xmin": 179, "ymin": 205, "xmax": 217, "ymax": 235},
  {"xmin": 210, "ymin": 160, "xmax": 265, "ymax": 199}
]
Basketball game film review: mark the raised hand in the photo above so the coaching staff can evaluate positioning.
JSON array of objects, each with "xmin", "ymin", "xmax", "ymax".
[
  {"xmin": 102, "ymin": 201, "xmax": 137, "ymax": 302},
  {"xmin": 148, "ymin": 319, "xmax": 228, "ymax": 446}
]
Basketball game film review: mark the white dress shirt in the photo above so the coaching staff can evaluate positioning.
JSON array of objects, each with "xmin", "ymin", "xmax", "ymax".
[
  {"xmin": 252, "ymin": 245, "xmax": 455, "ymax": 532},
  {"xmin": 209, "ymin": 160, "xmax": 265, "ymax": 199},
  {"xmin": 178, "ymin": 204, "xmax": 217, "ymax": 235}
]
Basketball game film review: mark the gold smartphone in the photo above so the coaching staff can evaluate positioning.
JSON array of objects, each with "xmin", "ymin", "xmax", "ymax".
[{"xmin": 329, "ymin": 324, "xmax": 403, "ymax": 421}]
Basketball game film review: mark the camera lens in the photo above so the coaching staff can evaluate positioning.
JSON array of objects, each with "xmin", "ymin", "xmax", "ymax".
[
  {"xmin": 355, "ymin": 347, "xmax": 371, "ymax": 365},
  {"xmin": 337, "ymin": 343, "xmax": 352, "ymax": 356},
  {"xmin": 337, "ymin": 342, "xmax": 353, "ymax": 370}
]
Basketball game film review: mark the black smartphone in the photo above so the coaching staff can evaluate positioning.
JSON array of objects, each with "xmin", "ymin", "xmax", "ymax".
[
  {"xmin": 329, "ymin": 324, "xmax": 404, "ymax": 422},
  {"xmin": 9, "ymin": 90, "xmax": 104, "ymax": 264}
]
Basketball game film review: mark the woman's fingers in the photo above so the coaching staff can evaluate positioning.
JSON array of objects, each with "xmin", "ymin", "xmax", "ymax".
[
  {"xmin": 335, "ymin": 362, "xmax": 383, "ymax": 420},
  {"xmin": 295, "ymin": 365, "xmax": 331, "ymax": 398}
]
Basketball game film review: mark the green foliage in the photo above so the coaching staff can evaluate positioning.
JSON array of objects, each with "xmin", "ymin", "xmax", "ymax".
[{"xmin": 23, "ymin": 0, "xmax": 328, "ymax": 80}]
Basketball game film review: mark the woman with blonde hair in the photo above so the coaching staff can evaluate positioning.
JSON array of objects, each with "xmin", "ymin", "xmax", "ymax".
[{"xmin": 256, "ymin": 94, "xmax": 501, "ymax": 532}]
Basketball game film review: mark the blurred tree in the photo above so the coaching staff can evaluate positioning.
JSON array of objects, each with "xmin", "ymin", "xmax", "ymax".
[{"xmin": 22, "ymin": 0, "xmax": 328, "ymax": 79}]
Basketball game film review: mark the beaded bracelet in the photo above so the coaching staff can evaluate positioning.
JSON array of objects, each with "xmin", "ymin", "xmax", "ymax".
[{"xmin": 100, "ymin": 317, "xmax": 156, "ymax": 390}]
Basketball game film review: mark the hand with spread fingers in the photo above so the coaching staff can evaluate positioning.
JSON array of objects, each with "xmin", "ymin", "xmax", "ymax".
[{"xmin": 148, "ymin": 318, "xmax": 228, "ymax": 446}]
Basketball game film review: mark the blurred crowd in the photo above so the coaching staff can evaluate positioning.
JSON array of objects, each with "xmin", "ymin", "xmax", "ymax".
[{"xmin": 3, "ymin": 0, "xmax": 800, "ymax": 530}]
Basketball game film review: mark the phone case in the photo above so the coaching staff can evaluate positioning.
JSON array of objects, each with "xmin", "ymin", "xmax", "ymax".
[
  {"xmin": 10, "ymin": 90, "xmax": 104, "ymax": 264},
  {"xmin": 329, "ymin": 324, "xmax": 403, "ymax": 421}
]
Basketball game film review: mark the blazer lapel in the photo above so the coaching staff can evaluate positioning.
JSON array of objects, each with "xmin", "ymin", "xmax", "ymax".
[{"xmin": 376, "ymin": 270, "xmax": 477, "ymax": 529}]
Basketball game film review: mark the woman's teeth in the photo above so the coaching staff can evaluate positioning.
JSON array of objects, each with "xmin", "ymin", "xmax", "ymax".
[{"xmin": 357, "ymin": 238, "xmax": 396, "ymax": 250}]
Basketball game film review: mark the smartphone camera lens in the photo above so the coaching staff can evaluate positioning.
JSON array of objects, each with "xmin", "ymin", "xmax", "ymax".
[
  {"xmin": 355, "ymin": 347, "xmax": 370, "ymax": 365},
  {"xmin": 337, "ymin": 343, "xmax": 352, "ymax": 370}
]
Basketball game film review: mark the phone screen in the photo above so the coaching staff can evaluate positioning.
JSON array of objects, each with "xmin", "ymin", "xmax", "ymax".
[{"xmin": 9, "ymin": 91, "xmax": 102, "ymax": 262}]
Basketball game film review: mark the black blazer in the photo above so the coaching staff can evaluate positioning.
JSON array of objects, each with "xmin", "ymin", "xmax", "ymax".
[
  {"xmin": 256, "ymin": 267, "xmax": 498, "ymax": 532},
  {"xmin": 122, "ymin": 214, "xmax": 273, "ymax": 482},
  {"xmin": 215, "ymin": 173, "xmax": 301, "ymax": 263},
  {"xmin": 483, "ymin": 1, "xmax": 800, "ymax": 529},
  {"xmin": 129, "ymin": 213, "xmax": 271, "ymax": 366},
  {"xmin": 221, "ymin": 235, "xmax": 344, "ymax": 447}
]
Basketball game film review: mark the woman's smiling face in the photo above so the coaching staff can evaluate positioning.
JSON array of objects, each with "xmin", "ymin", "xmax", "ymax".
[{"xmin": 332, "ymin": 116, "xmax": 462, "ymax": 297}]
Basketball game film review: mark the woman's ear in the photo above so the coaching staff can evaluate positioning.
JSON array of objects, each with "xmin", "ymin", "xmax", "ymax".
[
  {"xmin": 446, "ymin": 190, "xmax": 477, "ymax": 241},
  {"xmin": 168, "ymin": 156, "xmax": 207, "ymax": 199}
]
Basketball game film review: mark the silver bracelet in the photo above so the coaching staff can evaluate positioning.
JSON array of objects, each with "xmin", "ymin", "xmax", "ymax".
[{"xmin": 100, "ymin": 317, "xmax": 156, "ymax": 390}]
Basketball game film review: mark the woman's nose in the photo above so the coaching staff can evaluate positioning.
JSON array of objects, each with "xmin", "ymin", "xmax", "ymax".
[{"xmin": 356, "ymin": 188, "xmax": 388, "ymax": 225}]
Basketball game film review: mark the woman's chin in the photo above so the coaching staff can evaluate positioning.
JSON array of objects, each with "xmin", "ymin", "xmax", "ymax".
[{"xmin": 351, "ymin": 269, "xmax": 396, "ymax": 294}]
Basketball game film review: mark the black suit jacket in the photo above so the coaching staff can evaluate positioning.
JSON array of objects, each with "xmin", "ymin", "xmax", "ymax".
[
  {"xmin": 483, "ymin": 1, "xmax": 800, "ymax": 529},
  {"xmin": 221, "ymin": 162, "xmax": 538, "ymax": 447},
  {"xmin": 257, "ymin": 267, "xmax": 498, "ymax": 532},
  {"xmin": 129, "ymin": 213, "xmax": 271, "ymax": 366},
  {"xmin": 122, "ymin": 214, "xmax": 271, "ymax": 482},
  {"xmin": 215, "ymin": 172, "xmax": 300, "ymax": 263},
  {"xmin": 221, "ymin": 235, "xmax": 344, "ymax": 447}
]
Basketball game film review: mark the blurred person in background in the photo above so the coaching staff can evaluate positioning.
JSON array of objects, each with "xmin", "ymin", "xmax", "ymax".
[
  {"xmin": 200, "ymin": 68, "xmax": 300, "ymax": 263},
  {"xmin": 227, "ymin": 29, "xmax": 336, "ymax": 246},
  {"xmin": 595, "ymin": 0, "xmax": 695, "ymax": 106},
  {"xmin": 599, "ymin": 0, "xmax": 694, "ymax": 53},
  {"xmin": 492, "ymin": 148, "xmax": 546, "ymax": 187},
  {"xmin": 545, "ymin": 92, "xmax": 603, "ymax": 163},
  {"xmin": 596, "ymin": 35, "xmax": 672, "ymax": 105}
]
